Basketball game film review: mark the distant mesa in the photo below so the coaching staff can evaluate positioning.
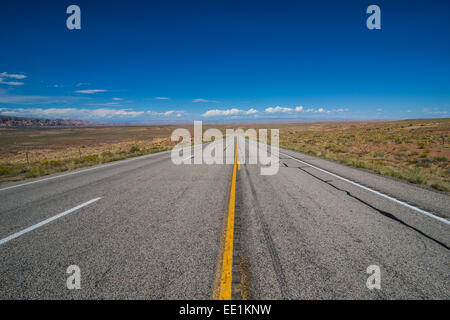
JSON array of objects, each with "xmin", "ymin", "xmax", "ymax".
[{"xmin": 0, "ymin": 115, "xmax": 101, "ymax": 128}]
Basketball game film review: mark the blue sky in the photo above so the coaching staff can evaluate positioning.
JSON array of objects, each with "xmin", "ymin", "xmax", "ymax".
[{"xmin": 0, "ymin": 0, "xmax": 449, "ymax": 123}]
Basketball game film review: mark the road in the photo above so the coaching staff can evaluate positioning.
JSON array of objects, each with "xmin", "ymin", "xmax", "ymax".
[{"xmin": 0, "ymin": 137, "xmax": 448, "ymax": 299}]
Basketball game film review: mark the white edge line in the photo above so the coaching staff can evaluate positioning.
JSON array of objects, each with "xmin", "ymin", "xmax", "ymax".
[
  {"xmin": 280, "ymin": 151, "xmax": 450, "ymax": 226},
  {"xmin": 0, "ymin": 149, "xmax": 173, "ymax": 192},
  {"xmin": 0, "ymin": 197, "xmax": 102, "ymax": 245},
  {"xmin": 1, "ymin": 139, "xmax": 229, "ymax": 191}
]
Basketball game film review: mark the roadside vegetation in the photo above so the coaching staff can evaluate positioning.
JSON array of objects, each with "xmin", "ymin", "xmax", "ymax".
[
  {"xmin": 0, "ymin": 126, "xmax": 178, "ymax": 184},
  {"xmin": 276, "ymin": 118, "xmax": 449, "ymax": 192},
  {"xmin": 0, "ymin": 119, "xmax": 448, "ymax": 192}
]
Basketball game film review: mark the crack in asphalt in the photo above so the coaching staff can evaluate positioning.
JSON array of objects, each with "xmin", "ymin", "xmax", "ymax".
[{"xmin": 296, "ymin": 166, "xmax": 449, "ymax": 251}]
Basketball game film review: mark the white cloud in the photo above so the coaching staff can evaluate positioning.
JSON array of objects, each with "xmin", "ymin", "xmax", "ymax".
[
  {"xmin": 75, "ymin": 89, "xmax": 108, "ymax": 94},
  {"xmin": 202, "ymin": 108, "xmax": 257, "ymax": 117},
  {"xmin": 163, "ymin": 110, "xmax": 185, "ymax": 117},
  {"xmin": 424, "ymin": 110, "xmax": 448, "ymax": 115},
  {"xmin": 85, "ymin": 102, "xmax": 120, "ymax": 107},
  {"xmin": 201, "ymin": 105, "xmax": 349, "ymax": 118},
  {"xmin": 421, "ymin": 107, "xmax": 449, "ymax": 115},
  {"xmin": 0, "ymin": 78, "xmax": 24, "ymax": 86},
  {"xmin": 0, "ymin": 104, "xmax": 188, "ymax": 120},
  {"xmin": 265, "ymin": 106, "xmax": 293, "ymax": 113},
  {"xmin": 0, "ymin": 72, "xmax": 27, "ymax": 79},
  {"xmin": 193, "ymin": 98, "xmax": 218, "ymax": 103},
  {"xmin": 154, "ymin": 97, "xmax": 170, "ymax": 100},
  {"xmin": 302, "ymin": 107, "xmax": 339, "ymax": 113},
  {"xmin": 76, "ymin": 82, "xmax": 90, "ymax": 87},
  {"xmin": 112, "ymin": 97, "xmax": 122, "ymax": 101},
  {"xmin": 0, "ymin": 107, "xmax": 145, "ymax": 119},
  {"xmin": 263, "ymin": 105, "xmax": 347, "ymax": 115}
]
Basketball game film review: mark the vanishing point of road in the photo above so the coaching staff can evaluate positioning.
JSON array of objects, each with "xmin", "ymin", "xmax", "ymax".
[{"xmin": 0, "ymin": 137, "xmax": 448, "ymax": 299}]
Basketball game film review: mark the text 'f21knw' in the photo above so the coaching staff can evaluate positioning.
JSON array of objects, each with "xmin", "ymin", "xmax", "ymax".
[{"xmin": 171, "ymin": 121, "xmax": 279, "ymax": 175}]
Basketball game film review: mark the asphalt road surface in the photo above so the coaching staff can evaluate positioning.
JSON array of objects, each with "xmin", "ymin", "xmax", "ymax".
[{"xmin": 0, "ymin": 137, "xmax": 448, "ymax": 299}]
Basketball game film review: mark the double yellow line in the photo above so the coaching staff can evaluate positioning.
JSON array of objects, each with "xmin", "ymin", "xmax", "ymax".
[{"xmin": 216, "ymin": 142, "xmax": 238, "ymax": 299}]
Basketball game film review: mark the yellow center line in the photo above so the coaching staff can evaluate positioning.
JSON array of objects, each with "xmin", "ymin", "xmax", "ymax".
[{"xmin": 217, "ymin": 141, "xmax": 238, "ymax": 300}]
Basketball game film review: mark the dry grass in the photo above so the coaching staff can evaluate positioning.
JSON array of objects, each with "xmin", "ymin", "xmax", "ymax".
[
  {"xmin": 0, "ymin": 126, "xmax": 179, "ymax": 184},
  {"xmin": 275, "ymin": 118, "xmax": 450, "ymax": 192},
  {"xmin": 0, "ymin": 119, "xmax": 449, "ymax": 192}
]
